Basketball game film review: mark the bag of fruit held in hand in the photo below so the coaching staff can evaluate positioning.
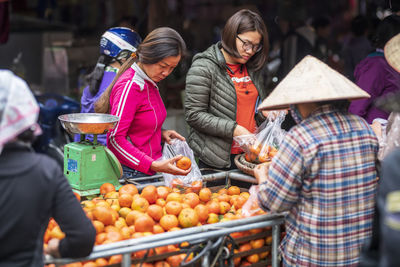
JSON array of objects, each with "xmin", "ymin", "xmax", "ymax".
[
  {"xmin": 234, "ymin": 111, "xmax": 286, "ymax": 163},
  {"xmin": 162, "ymin": 139, "xmax": 202, "ymax": 189}
]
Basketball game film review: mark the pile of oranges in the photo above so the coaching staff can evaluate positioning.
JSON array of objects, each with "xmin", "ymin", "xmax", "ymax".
[
  {"xmin": 244, "ymin": 143, "xmax": 278, "ymax": 164},
  {"xmin": 44, "ymin": 182, "xmax": 273, "ymax": 267}
]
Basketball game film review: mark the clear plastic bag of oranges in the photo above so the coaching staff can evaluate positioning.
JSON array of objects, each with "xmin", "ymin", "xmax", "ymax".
[
  {"xmin": 162, "ymin": 139, "xmax": 202, "ymax": 189},
  {"xmin": 234, "ymin": 111, "xmax": 286, "ymax": 164},
  {"xmin": 241, "ymin": 185, "xmax": 264, "ymax": 217}
]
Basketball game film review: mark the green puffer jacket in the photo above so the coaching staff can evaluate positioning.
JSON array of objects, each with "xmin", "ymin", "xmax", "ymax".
[{"xmin": 184, "ymin": 42, "xmax": 270, "ymax": 168}]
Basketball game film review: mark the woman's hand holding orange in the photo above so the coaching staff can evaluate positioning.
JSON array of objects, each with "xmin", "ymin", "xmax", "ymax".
[{"xmin": 151, "ymin": 155, "xmax": 192, "ymax": 175}]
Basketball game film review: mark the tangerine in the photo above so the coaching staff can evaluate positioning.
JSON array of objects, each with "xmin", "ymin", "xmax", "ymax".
[
  {"xmin": 118, "ymin": 184, "xmax": 138, "ymax": 196},
  {"xmin": 183, "ymin": 193, "xmax": 200, "ymax": 208},
  {"xmin": 166, "ymin": 192, "xmax": 182, "ymax": 203},
  {"xmin": 92, "ymin": 220, "xmax": 104, "ymax": 234},
  {"xmin": 156, "ymin": 186, "xmax": 171, "ymax": 199},
  {"xmin": 141, "ymin": 185, "xmax": 158, "ymax": 204},
  {"xmin": 190, "ymin": 180, "xmax": 203, "ymax": 193},
  {"xmin": 147, "ymin": 204, "xmax": 164, "ymax": 221},
  {"xmin": 92, "ymin": 206, "xmax": 113, "ymax": 226},
  {"xmin": 176, "ymin": 156, "xmax": 191, "ymax": 170},
  {"xmin": 159, "ymin": 214, "xmax": 179, "ymax": 231},
  {"xmin": 227, "ymin": 186, "xmax": 241, "ymax": 195},
  {"xmin": 178, "ymin": 208, "xmax": 199, "ymax": 228},
  {"xmin": 131, "ymin": 197, "xmax": 149, "ymax": 212},
  {"xmin": 194, "ymin": 204, "xmax": 209, "ymax": 222},
  {"xmin": 134, "ymin": 215, "xmax": 155, "ymax": 232},
  {"xmin": 198, "ymin": 188, "xmax": 212, "ymax": 202},
  {"xmin": 95, "ymin": 258, "xmax": 108, "ymax": 266},
  {"xmin": 99, "ymin": 183, "xmax": 116, "ymax": 195},
  {"xmin": 106, "ymin": 231, "xmax": 123, "ymax": 243},
  {"xmin": 165, "ymin": 201, "xmax": 182, "ymax": 216},
  {"xmin": 118, "ymin": 193, "xmax": 133, "ymax": 208},
  {"xmin": 154, "ymin": 261, "xmax": 171, "ymax": 267}
]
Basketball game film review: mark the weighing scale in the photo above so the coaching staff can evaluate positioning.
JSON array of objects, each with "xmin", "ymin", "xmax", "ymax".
[{"xmin": 58, "ymin": 113, "xmax": 123, "ymax": 196}]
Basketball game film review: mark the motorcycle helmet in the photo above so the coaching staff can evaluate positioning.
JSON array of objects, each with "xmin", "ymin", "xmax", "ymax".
[{"xmin": 100, "ymin": 27, "xmax": 142, "ymax": 60}]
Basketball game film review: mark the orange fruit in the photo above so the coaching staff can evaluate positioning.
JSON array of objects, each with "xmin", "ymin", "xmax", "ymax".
[
  {"xmin": 134, "ymin": 215, "xmax": 155, "ymax": 232},
  {"xmin": 154, "ymin": 261, "xmax": 171, "ymax": 267},
  {"xmin": 118, "ymin": 193, "xmax": 133, "ymax": 208},
  {"xmin": 165, "ymin": 201, "xmax": 182, "ymax": 216},
  {"xmin": 95, "ymin": 258, "xmax": 108, "ymax": 266},
  {"xmin": 217, "ymin": 194, "xmax": 230, "ymax": 203},
  {"xmin": 153, "ymin": 224, "xmax": 165, "ymax": 234},
  {"xmin": 227, "ymin": 186, "xmax": 241, "ymax": 195},
  {"xmin": 108, "ymin": 255, "xmax": 122, "ymax": 264},
  {"xmin": 178, "ymin": 208, "xmax": 199, "ymax": 228},
  {"xmin": 190, "ymin": 180, "xmax": 203, "ymax": 194},
  {"xmin": 141, "ymin": 185, "xmax": 158, "ymax": 204},
  {"xmin": 125, "ymin": 210, "xmax": 144, "ymax": 226},
  {"xmin": 159, "ymin": 214, "xmax": 179, "ymax": 231},
  {"xmin": 95, "ymin": 232, "xmax": 107, "ymax": 245},
  {"xmin": 206, "ymin": 200, "xmax": 220, "ymax": 214},
  {"xmin": 183, "ymin": 193, "xmax": 200, "ymax": 208},
  {"xmin": 92, "ymin": 220, "xmax": 104, "ymax": 234},
  {"xmin": 92, "ymin": 206, "xmax": 113, "ymax": 226},
  {"xmin": 147, "ymin": 204, "xmax": 164, "ymax": 221},
  {"xmin": 118, "ymin": 207, "xmax": 131, "ymax": 219},
  {"xmin": 247, "ymin": 254, "xmax": 259, "ymax": 263},
  {"xmin": 167, "ymin": 254, "xmax": 184, "ymax": 267},
  {"xmin": 171, "ymin": 178, "xmax": 184, "ymax": 189},
  {"xmin": 199, "ymin": 188, "xmax": 212, "ymax": 202},
  {"xmin": 120, "ymin": 226, "xmax": 132, "ymax": 239},
  {"xmin": 157, "ymin": 186, "xmax": 171, "ymax": 199},
  {"xmin": 166, "ymin": 192, "xmax": 182, "ymax": 203},
  {"xmin": 176, "ymin": 156, "xmax": 191, "ymax": 170},
  {"xmin": 219, "ymin": 201, "xmax": 231, "ymax": 214},
  {"xmin": 50, "ymin": 226, "xmax": 65, "ymax": 240},
  {"xmin": 218, "ymin": 188, "xmax": 228, "ymax": 195},
  {"xmin": 207, "ymin": 213, "xmax": 219, "ymax": 224},
  {"xmin": 99, "ymin": 183, "xmax": 116, "ymax": 195},
  {"xmin": 194, "ymin": 204, "xmax": 209, "ymax": 222},
  {"xmin": 106, "ymin": 231, "xmax": 123, "ymax": 243},
  {"xmin": 156, "ymin": 198, "xmax": 166, "ymax": 207},
  {"xmin": 250, "ymin": 239, "xmax": 265, "ymax": 249},
  {"xmin": 118, "ymin": 184, "xmax": 138, "ymax": 196},
  {"xmin": 131, "ymin": 196, "xmax": 149, "ymax": 212}
]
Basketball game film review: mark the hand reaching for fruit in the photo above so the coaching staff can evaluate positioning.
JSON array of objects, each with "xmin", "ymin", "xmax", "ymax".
[
  {"xmin": 253, "ymin": 163, "xmax": 270, "ymax": 184},
  {"xmin": 151, "ymin": 155, "xmax": 192, "ymax": 175}
]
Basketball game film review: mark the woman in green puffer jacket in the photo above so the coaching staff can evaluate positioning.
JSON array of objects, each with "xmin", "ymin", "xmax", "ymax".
[{"xmin": 184, "ymin": 9, "xmax": 271, "ymax": 171}]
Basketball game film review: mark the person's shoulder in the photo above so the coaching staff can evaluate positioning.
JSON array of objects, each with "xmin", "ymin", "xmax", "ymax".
[{"xmin": 114, "ymin": 68, "xmax": 143, "ymax": 92}]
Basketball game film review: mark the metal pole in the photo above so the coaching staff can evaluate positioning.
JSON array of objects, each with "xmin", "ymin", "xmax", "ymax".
[
  {"xmin": 121, "ymin": 253, "xmax": 131, "ymax": 267},
  {"xmin": 271, "ymin": 224, "xmax": 281, "ymax": 267}
]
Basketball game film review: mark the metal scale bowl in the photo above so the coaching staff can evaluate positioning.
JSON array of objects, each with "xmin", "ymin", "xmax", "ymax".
[{"xmin": 59, "ymin": 113, "xmax": 122, "ymax": 196}]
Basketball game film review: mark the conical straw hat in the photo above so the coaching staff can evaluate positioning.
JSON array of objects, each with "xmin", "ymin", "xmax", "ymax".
[
  {"xmin": 384, "ymin": 33, "xmax": 400, "ymax": 73},
  {"xmin": 258, "ymin": 55, "xmax": 370, "ymax": 110}
]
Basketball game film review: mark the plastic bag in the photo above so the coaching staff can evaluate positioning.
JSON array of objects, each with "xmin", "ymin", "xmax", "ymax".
[
  {"xmin": 241, "ymin": 185, "xmax": 264, "ymax": 217},
  {"xmin": 162, "ymin": 139, "xmax": 202, "ymax": 189},
  {"xmin": 234, "ymin": 111, "xmax": 286, "ymax": 163}
]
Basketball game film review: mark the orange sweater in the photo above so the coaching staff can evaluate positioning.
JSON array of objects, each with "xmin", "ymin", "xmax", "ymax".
[{"xmin": 226, "ymin": 63, "xmax": 258, "ymax": 154}]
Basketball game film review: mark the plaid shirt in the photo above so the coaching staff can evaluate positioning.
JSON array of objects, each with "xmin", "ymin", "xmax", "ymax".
[{"xmin": 258, "ymin": 105, "xmax": 379, "ymax": 266}]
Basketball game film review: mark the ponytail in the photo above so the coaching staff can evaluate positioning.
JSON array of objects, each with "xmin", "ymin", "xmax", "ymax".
[
  {"xmin": 94, "ymin": 56, "xmax": 136, "ymax": 113},
  {"xmin": 87, "ymin": 55, "xmax": 113, "ymax": 96}
]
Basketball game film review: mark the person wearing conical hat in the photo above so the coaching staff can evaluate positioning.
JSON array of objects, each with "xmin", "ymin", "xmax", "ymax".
[
  {"xmin": 360, "ymin": 32, "xmax": 400, "ymax": 267},
  {"xmin": 254, "ymin": 55, "xmax": 379, "ymax": 266}
]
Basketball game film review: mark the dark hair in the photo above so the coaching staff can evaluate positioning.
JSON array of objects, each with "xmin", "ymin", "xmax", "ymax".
[
  {"xmin": 221, "ymin": 9, "xmax": 269, "ymax": 71},
  {"xmin": 86, "ymin": 55, "xmax": 113, "ymax": 96},
  {"xmin": 372, "ymin": 15, "xmax": 400, "ymax": 48},
  {"xmin": 316, "ymin": 100, "xmax": 350, "ymax": 110},
  {"xmin": 312, "ymin": 16, "xmax": 331, "ymax": 30},
  {"xmin": 94, "ymin": 27, "xmax": 186, "ymax": 113},
  {"xmin": 351, "ymin": 15, "xmax": 369, "ymax": 37}
]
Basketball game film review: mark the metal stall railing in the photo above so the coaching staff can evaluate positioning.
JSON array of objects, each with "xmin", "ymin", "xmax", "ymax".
[{"xmin": 45, "ymin": 170, "xmax": 287, "ymax": 267}]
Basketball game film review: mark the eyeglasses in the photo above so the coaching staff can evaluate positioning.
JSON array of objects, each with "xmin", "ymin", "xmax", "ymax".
[{"xmin": 237, "ymin": 36, "xmax": 262, "ymax": 53}]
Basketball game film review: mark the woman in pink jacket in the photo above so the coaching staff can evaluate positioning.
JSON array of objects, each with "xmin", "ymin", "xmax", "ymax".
[{"xmin": 95, "ymin": 27, "xmax": 190, "ymax": 183}]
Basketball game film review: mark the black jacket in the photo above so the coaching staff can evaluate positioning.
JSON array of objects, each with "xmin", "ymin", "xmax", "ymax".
[{"xmin": 0, "ymin": 142, "xmax": 96, "ymax": 267}]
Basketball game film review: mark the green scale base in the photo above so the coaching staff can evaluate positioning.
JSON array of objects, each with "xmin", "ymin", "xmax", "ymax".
[{"xmin": 64, "ymin": 141, "xmax": 122, "ymax": 196}]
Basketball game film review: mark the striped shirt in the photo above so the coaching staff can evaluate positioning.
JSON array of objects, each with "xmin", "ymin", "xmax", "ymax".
[{"xmin": 258, "ymin": 105, "xmax": 379, "ymax": 266}]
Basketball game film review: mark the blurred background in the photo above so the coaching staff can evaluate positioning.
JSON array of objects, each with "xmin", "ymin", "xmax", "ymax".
[{"xmin": 0, "ymin": 0, "xmax": 397, "ymax": 109}]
